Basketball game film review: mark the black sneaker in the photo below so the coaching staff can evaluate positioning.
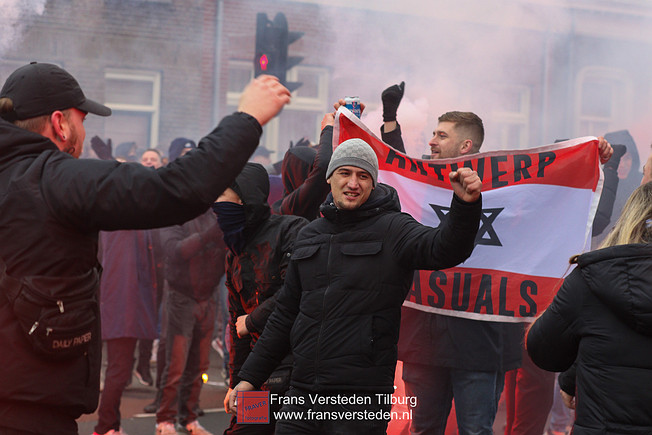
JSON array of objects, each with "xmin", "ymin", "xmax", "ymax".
[
  {"xmin": 143, "ymin": 400, "xmax": 159, "ymax": 414},
  {"xmin": 133, "ymin": 368, "xmax": 154, "ymax": 386}
]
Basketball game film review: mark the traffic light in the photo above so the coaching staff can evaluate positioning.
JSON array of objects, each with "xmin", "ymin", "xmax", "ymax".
[
  {"xmin": 254, "ymin": 13, "xmax": 274, "ymax": 77},
  {"xmin": 254, "ymin": 12, "xmax": 303, "ymax": 92}
]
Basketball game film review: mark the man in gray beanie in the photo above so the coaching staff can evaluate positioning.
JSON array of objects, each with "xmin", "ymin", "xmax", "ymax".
[
  {"xmin": 326, "ymin": 138, "xmax": 379, "ymax": 185},
  {"xmin": 229, "ymin": 137, "xmax": 483, "ymax": 434}
]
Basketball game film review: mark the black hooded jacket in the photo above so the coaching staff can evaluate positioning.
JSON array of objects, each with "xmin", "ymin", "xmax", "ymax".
[
  {"xmin": 0, "ymin": 113, "xmax": 261, "ymax": 433},
  {"xmin": 280, "ymin": 146, "xmax": 317, "ymax": 197},
  {"xmin": 223, "ymin": 163, "xmax": 308, "ymax": 388},
  {"xmin": 163, "ymin": 209, "xmax": 226, "ymax": 302},
  {"xmin": 271, "ymin": 126, "xmax": 334, "ymax": 221},
  {"xmin": 593, "ymin": 130, "xmax": 643, "ymax": 246},
  {"xmin": 527, "ymin": 243, "xmax": 652, "ymax": 434},
  {"xmin": 237, "ymin": 184, "xmax": 481, "ymax": 393}
]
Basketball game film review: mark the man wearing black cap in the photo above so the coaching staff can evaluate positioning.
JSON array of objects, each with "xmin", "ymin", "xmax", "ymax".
[
  {"xmin": 0, "ymin": 62, "xmax": 290, "ymax": 434},
  {"xmin": 0, "ymin": 62, "xmax": 112, "ymax": 158},
  {"xmin": 228, "ymin": 138, "xmax": 483, "ymax": 434}
]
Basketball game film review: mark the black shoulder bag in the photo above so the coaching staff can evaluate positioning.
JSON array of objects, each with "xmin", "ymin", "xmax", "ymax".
[{"xmin": 0, "ymin": 258, "xmax": 99, "ymax": 360}]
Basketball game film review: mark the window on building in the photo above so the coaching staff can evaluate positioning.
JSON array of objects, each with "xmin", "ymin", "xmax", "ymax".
[
  {"xmin": 490, "ymin": 85, "xmax": 531, "ymax": 150},
  {"xmin": 226, "ymin": 61, "xmax": 329, "ymax": 165},
  {"xmin": 575, "ymin": 67, "xmax": 630, "ymax": 137},
  {"xmin": 103, "ymin": 69, "xmax": 161, "ymax": 157}
]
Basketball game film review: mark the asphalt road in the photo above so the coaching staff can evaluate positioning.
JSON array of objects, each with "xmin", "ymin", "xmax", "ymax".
[
  {"xmin": 76, "ymin": 347, "xmax": 514, "ymax": 435},
  {"xmin": 76, "ymin": 346, "xmax": 232, "ymax": 435}
]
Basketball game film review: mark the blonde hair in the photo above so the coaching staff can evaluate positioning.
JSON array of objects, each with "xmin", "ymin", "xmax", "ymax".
[{"xmin": 600, "ymin": 181, "xmax": 652, "ymax": 248}]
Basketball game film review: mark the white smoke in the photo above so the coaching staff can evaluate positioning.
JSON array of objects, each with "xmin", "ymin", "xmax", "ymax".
[
  {"xmin": 0, "ymin": 0, "xmax": 650, "ymax": 164},
  {"xmin": 0, "ymin": 0, "xmax": 47, "ymax": 58},
  {"xmin": 308, "ymin": 0, "xmax": 652, "ymax": 160},
  {"xmin": 362, "ymin": 96, "xmax": 430, "ymax": 158}
]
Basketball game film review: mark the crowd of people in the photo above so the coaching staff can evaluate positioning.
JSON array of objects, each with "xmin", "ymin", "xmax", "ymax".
[{"xmin": 0, "ymin": 61, "xmax": 650, "ymax": 435}]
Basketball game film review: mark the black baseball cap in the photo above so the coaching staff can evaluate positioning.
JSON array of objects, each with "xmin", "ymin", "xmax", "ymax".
[{"xmin": 0, "ymin": 62, "xmax": 111, "ymax": 122}]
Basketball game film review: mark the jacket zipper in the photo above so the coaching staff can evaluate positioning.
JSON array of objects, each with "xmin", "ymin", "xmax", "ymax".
[
  {"xmin": 314, "ymin": 233, "xmax": 333, "ymax": 385},
  {"xmin": 21, "ymin": 283, "xmax": 90, "ymax": 335}
]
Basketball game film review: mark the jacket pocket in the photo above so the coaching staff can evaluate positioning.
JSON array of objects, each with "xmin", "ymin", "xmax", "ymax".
[
  {"xmin": 338, "ymin": 241, "xmax": 383, "ymax": 286},
  {"xmin": 293, "ymin": 244, "xmax": 323, "ymax": 289},
  {"xmin": 292, "ymin": 244, "xmax": 320, "ymax": 260},
  {"xmin": 290, "ymin": 312, "xmax": 317, "ymax": 357},
  {"xmin": 359, "ymin": 315, "xmax": 375, "ymax": 358}
]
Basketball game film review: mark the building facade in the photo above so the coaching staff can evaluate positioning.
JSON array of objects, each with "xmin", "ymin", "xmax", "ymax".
[{"xmin": 1, "ymin": 0, "xmax": 651, "ymax": 162}]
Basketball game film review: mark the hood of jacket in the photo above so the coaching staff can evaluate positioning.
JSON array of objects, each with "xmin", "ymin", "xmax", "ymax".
[
  {"xmin": 281, "ymin": 145, "xmax": 316, "ymax": 195},
  {"xmin": 577, "ymin": 243, "xmax": 652, "ymax": 336},
  {"xmin": 319, "ymin": 182, "xmax": 401, "ymax": 224},
  {"xmin": 0, "ymin": 118, "xmax": 58, "ymax": 167},
  {"xmin": 232, "ymin": 162, "xmax": 271, "ymax": 238}
]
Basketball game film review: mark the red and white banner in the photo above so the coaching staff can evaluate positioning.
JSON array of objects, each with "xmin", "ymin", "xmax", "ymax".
[{"xmin": 333, "ymin": 107, "xmax": 603, "ymax": 322}]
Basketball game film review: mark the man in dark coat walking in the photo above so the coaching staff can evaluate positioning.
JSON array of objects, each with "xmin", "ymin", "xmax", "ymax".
[{"xmin": 228, "ymin": 137, "xmax": 482, "ymax": 434}]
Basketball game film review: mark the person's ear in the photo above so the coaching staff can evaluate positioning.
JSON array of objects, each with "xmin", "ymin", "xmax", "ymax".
[
  {"xmin": 460, "ymin": 139, "xmax": 473, "ymax": 155},
  {"xmin": 49, "ymin": 111, "xmax": 67, "ymax": 142}
]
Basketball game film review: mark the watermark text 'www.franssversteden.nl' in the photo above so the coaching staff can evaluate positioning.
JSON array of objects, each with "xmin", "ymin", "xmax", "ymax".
[{"xmin": 236, "ymin": 391, "xmax": 417, "ymax": 424}]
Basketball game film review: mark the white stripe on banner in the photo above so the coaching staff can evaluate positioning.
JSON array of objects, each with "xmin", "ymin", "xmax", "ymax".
[{"xmin": 380, "ymin": 171, "xmax": 595, "ymax": 277}]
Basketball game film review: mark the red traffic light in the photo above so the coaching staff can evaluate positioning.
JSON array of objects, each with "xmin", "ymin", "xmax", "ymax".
[
  {"xmin": 254, "ymin": 12, "xmax": 302, "ymax": 91},
  {"xmin": 259, "ymin": 54, "xmax": 269, "ymax": 71}
]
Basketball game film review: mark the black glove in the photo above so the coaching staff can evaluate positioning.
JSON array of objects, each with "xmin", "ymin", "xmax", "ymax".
[
  {"xmin": 382, "ymin": 81, "xmax": 405, "ymax": 122},
  {"xmin": 604, "ymin": 144, "xmax": 627, "ymax": 171},
  {"xmin": 90, "ymin": 136, "xmax": 113, "ymax": 160}
]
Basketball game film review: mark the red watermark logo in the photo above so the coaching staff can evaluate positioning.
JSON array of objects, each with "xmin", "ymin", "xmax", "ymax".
[{"xmin": 237, "ymin": 391, "xmax": 270, "ymax": 424}]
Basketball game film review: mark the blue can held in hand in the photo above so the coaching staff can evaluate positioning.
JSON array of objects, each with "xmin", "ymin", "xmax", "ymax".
[{"xmin": 344, "ymin": 96, "xmax": 361, "ymax": 118}]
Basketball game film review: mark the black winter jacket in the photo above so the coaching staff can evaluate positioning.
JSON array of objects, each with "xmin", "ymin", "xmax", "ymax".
[
  {"xmin": 163, "ymin": 209, "xmax": 226, "ymax": 302},
  {"xmin": 527, "ymin": 243, "xmax": 652, "ymax": 435},
  {"xmin": 0, "ymin": 113, "xmax": 261, "ymax": 433},
  {"xmin": 238, "ymin": 183, "xmax": 481, "ymax": 393},
  {"xmin": 272, "ymin": 126, "xmax": 333, "ymax": 221},
  {"xmin": 224, "ymin": 163, "xmax": 308, "ymax": 388}
]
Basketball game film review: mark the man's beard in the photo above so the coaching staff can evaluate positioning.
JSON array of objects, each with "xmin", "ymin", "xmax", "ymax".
[{"xmin": 64, "ymin": 124, "xmax": 81, "ymax": 157}]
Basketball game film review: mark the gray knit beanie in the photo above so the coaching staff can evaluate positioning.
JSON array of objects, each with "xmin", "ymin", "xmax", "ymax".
[{"xmin": 326, "ymin": 138, "xmax": 379, "ymax": 186}]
